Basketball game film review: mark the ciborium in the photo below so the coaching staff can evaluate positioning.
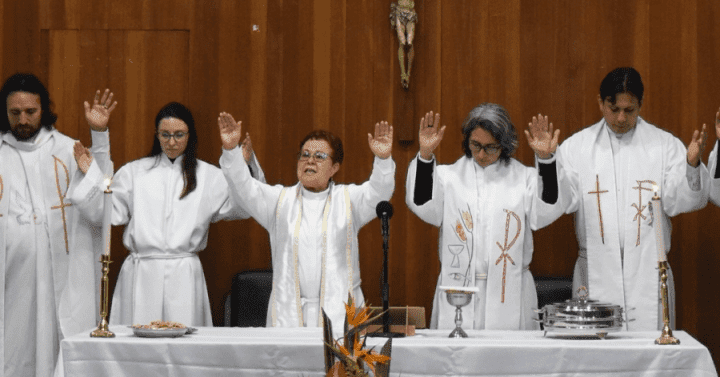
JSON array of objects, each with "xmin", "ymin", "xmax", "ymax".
[{"xmin": 443, "ymin": 287, "xmax": 478, "ymax": 338}]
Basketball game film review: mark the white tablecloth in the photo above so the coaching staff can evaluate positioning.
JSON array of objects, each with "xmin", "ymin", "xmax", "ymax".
[{"xmin": 59, "ymin": 327, "xmax": 717, "ymax": 376}]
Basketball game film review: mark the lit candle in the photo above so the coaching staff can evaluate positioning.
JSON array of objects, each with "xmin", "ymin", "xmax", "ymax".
[
  {"xmin": 651, "ymin": 184, "xmax": 666, "ymax": 262},
  {"xmin": 102, "ymin": 178, "xmax": 112, "ymax": 256}
]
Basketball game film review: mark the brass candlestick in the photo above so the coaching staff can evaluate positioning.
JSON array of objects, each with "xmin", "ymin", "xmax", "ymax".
[
  {"xmin": 90, "ymin": 254, "xmax": 115, "ymax": 337},
  {"xmin": 655, "ymin": 261, "xmax": 679, "ymax": 345}
]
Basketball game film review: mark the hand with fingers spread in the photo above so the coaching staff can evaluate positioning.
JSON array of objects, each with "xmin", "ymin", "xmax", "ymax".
[
  {"xmin": 218, "ymin": 112, "xmax": 243, "ymax": 150},
  {"xmin": 85, "ymin": 89, "xmax": 117, "ymax": 132},
  {"xmin": 524, "ymin": 113, "xmax": 560, "ymax": 160},
  {"xmin": 687, "ymin": 123, "xmax": 708, "ymax": 168},
  {"xmin": 368, "ymin": 121, "xmax": 394, "ymax": 159},
  {"xmin": 241, "ymin": 133, "xmax": 254, "ymax": 162},
  {"xmin": 418, "ymin": 111, "xmax": 446, "ymax": 160},
  {"xmin": 73, "ymin": 141, "xmax": 93, "ymax": 174}
]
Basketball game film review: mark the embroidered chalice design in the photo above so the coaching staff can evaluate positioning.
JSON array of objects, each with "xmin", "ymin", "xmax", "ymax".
[
  {"xmin": 450, "ymin": 206, "xmax": 474, "ymax": 287},
  {"xmin": 448, "ymin": 244, "xmax": 464, "ymax": 268}
]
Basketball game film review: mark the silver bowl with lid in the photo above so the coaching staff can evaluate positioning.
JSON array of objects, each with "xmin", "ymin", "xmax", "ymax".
[{"xmin": 534, "ymin": 286, "xmax": 624, "ymax": 338}]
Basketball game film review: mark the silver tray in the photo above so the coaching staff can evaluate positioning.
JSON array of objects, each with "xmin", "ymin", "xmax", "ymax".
[
  {"xmin": 130, "ymin": 326, "xmax": 197, "ymax": 338},
  {"xmin": 535, "ymin": 286, "xmax": 624, "ymax": 338}
]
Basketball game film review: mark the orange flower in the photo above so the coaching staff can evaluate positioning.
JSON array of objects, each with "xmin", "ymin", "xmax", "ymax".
[
  {"xmin": 455, "ymin": 220, "xmax": 466, "ymax": 241},
  {"xmin": 344, "ymin": 302, "xmax": 371, "ymax": 328}
]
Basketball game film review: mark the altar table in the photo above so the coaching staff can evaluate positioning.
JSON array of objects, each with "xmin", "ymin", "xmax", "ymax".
[{"xmin": 60, "ymin": 327, "xmax": 717, "ymax": 376}]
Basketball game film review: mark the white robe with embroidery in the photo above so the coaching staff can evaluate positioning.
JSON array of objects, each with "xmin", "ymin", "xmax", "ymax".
[
  {"xmin": 707, "ymin": 141, "xmax": 720, "ymax": 205},
  {"xmin": 406, "ymin": 154, "xmax": 565, "ymax": 330},
  {"xmin": 68, "ymin": 153, "xmax": 265, "ymax": 327},
  {"xmin": 558, "ymin": 118, "xmax": 708, "ymax": 330},
  {"xmin": 0, "ymin": 128, "xmax": 111, "ymax": 377},
  {"xmin": 220, "ymin": 147, "xmax": 395, "ymax": 328}
]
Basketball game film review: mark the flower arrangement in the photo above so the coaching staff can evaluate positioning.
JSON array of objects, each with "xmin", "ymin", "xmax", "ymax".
[{"xmin": 323, "ymin": 294, "xmax": 392, "ymax": 377}]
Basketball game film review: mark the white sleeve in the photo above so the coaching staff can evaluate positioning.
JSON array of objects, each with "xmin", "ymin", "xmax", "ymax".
[
  {"xmin": 220, "ymin": 147, "xmax": 283, "ymax": 230},
  {"xmin": 661, "ymin": 136, "xmax": 708, "ymax": 216},
  {"xmin": 348, "ymin": 156, "xmax": 396, "ymax": 228}
]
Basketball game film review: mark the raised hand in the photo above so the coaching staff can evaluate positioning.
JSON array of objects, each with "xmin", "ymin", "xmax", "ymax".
[
  {"xmin": 418, "ymin": 111, "xmax": 446, "ymax": 160},
  {"xmin": 368, "ymin": 121, "xmax": 394, "ymax": 159},
  {"xmin": 687, "ymin": 123, "xmax": 707, "ymax": 168},
  {"xmin": 241, "ymin": 133, "xmax": 254, "ymax": 162},
  {"xmin": 218, "ymin": 112, "xmax": 243, "ymax": 150},
  {"xmin": 84, "ymin": 89, "xmax": 117, "ymax": 132},
  {"xmin": 73, "ymin": 141, "xmax": 93, "ymax": 174},
  {"xmin": 524, "ymin": 113, "xmax": 560, "ymax": 160}
]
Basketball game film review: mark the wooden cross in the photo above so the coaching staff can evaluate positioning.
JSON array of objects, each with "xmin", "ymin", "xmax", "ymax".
[
  {"xmin": 50, "ymin": 156, "xmax": 72, "ymax": 254},
  {"xmin": 631, "ymin": 180, "xmax": 656, "ymax": 246},
  {"xmin": 587, "ymin": 174, "xmax": 608, "ymax": 244},
  {"xmin": 495, "ymin": 209, "xmax": 521, "ymax": 303}
]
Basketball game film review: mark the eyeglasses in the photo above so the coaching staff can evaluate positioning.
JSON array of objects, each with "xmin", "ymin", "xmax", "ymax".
[
  {"xmin": 298, "ymin": 150, "xmax": 330, "ymax": 161},
  {"xmin": 158, "ymin": 131, "xmax": 188, "ymax": 141},
  {"xmin": 469, "ymin": 141, "xmax": 502, "ymax": 154}
]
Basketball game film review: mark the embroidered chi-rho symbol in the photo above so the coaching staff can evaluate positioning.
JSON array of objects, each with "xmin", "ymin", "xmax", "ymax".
[{"xmin": 495, "ymin": 209, "xmax": 521, "ymax": 303}]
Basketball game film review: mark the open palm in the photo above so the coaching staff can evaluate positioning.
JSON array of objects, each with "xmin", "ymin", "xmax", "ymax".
[
  {"xmin": 218, "ymin": 112, "xmax": 243, "ymax": 150},
  {"xmin": 418, "ymin": 111, "xmax": 446, "ymax": 159},
  {"xmin": 84, "ymin": 89, "xmax": 117, "ymax": 131},
  {"xmin": 368, "ymin": 121, "xmax": 393, "ymax": 159},
  {"xmin": 524, "ymin": 114, "xmax": 559, "ymax": 159}
]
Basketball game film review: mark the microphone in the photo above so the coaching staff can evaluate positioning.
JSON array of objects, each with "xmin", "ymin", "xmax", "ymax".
[{"xmin": 376, "ymin": 201, "xmax": 393, "ymax": 238}]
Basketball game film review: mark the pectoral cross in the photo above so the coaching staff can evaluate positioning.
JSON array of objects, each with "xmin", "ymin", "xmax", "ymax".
[
  {"xmin": 631, "ymin": 180, "xmax": 656, "ymax": 246},
  {"xmin": 50, "ymin": 156, "xmax": 72, "ymax": 254},
  {"xmin": 495, "ymin": 209, "xmax": 521, "ymax": 303},
  {"xmin": 587, "ymin": 175, "xmax": 608, "ymax": 244}
]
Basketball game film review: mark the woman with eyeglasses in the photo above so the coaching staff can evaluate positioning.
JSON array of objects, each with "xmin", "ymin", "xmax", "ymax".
[
  {"xmin": 405, "ymin": 103, "xmax": 566, "ymax": 330},
  {"xmin": 69, "ymin": 102, "xmax": 265, "ymax": 327},
  {"xmin": 217, "ymin": 112, "xmax": 395, "ymax": 327}
]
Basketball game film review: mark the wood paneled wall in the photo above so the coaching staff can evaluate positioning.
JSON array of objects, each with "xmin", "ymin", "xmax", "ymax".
[{"xmin": 3, "ymin": 0, "xmax": 720, "ymax": 368}]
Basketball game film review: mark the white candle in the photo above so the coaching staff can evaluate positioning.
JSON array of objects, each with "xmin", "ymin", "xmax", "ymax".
[
  {"xmin": 102, "ymin": 178, "xmax": 112, "ymax": 256},
  {"xmin": 651, "ymin": 184, "xmax": 666, "ymax": 262}
]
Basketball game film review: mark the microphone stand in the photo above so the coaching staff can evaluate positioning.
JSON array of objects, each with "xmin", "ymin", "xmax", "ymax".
[{"xmin": 367, "ymin": 217, "xmax": 405, "ymax": 338}]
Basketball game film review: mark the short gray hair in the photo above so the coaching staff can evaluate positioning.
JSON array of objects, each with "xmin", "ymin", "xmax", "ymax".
[{"xmin": 460, "ymin": 103, "xmax": 518, "ymax": 163}]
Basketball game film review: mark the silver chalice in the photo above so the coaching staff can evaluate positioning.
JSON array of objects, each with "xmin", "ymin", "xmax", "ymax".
[{"xmin": 444, "ymin": 288, "xmax": 476, "ymax": 338}]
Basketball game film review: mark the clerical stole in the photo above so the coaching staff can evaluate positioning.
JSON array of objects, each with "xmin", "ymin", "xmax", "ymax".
[
  {"xmin": 432, "ymin": 157, "xmax": 529, "ymax": 330},
  {"xmin": 573, "ymin": 119, "xmax": 679, "ymax": 330},
  {"xmin": 269, "ymin": 183, "xmax": 359, "ymax": 328},
  {"xmin": 0, "ymin": 129, "xmax": 106, "ymax": 376}
]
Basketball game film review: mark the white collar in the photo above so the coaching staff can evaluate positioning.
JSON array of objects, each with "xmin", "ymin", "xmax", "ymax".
[{"xmin": 2, "ymin": 126, "xmax": 54, "ymax": 152}]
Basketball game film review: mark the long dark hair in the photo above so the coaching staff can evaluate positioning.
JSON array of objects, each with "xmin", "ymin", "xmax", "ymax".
[
  {"xmin": 148, "ymin": 102, "xmax": 198, "ymax": 199},
  {"xmin": 0, "ymin": 73, "xmax": 58, "ymax": 133}
]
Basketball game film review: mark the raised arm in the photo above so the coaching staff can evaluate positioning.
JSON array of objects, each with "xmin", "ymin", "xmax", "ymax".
[
  {"xmin": 218, "ymin": 112, "xmax": 282, "ymax": 229},
  {"xmin": 85, "ymin": 89, "xmax": 117, "ymax": 175},
  {"xmin": 351, "ymin": 121, "xmax": 396, "ymax": 227},
  {"xmin": 405, "ymin": 111, "xmax": 445, "ymax": 227}
]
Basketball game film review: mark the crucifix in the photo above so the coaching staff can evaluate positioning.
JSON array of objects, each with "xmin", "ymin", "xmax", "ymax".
[
  {"xmin": 587, "ymin": 174, "xmax": 608, "ymax": 244},
  {"xmin": 631, "ymin": 180, "xmax": 656, "ymax": 246},
  {"xmin": 495, "ymin": 209, "xmax": 521, "ymax": 303},
  {"xmin": 51, "ymin": 156, "xmax": 72, "ymax": 254}
]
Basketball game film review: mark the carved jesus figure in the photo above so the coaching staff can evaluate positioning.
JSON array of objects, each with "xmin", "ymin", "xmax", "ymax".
[{"xmin": 390, "ymin": 0, "xmax": 417, "ymax": 89}]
